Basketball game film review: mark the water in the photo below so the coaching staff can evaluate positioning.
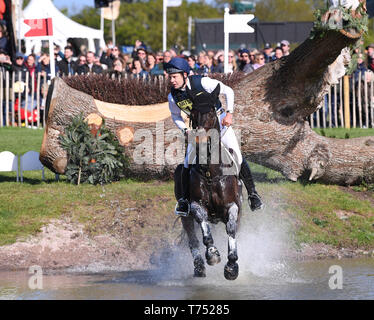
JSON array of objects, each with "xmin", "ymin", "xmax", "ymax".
[
  {"xmin": 1, "ymin": 197, "xmax": 373, "ymax": 300},
  {"xmin": 0, "ymin": 257, "xmax": 373, "ymax": 299}
]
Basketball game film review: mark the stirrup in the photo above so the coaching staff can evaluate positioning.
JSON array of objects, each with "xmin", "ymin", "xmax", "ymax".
[
  {"xmin": 174, "ymin": 198, "xmax": 190, "ymax": 217},
  {"xmin": 248, "ymin": 192, "xmax": 264, "ymax": 211}
]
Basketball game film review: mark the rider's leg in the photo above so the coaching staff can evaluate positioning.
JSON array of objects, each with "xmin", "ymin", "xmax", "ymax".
[
  {"xmin": 175, "ymin": 164, "xmax": 190, "ymax": 215},
  {"xmin": 175, "ymin": 143, "xmax": 193, "ymax": 215},
  {"xmin": 239, "ymin": 158, "xmax": 264, "ymax": 211},
  {"xmin": 220, "ymin": 126, "xmax": 263, "ymax": 211}
]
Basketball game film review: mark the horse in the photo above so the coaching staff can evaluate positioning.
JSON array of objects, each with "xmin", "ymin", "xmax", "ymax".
[{"xmin": 174, "ymin": 85, "xmax": 243, "ymax": 280}]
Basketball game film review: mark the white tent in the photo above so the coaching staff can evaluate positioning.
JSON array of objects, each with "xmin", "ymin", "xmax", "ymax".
[{"xmin": 19, "ymin": 0, "xmax": 105, "ymax": 55}]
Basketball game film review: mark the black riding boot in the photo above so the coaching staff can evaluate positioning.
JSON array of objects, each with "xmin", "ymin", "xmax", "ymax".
[
  {"xmin": 175, "ymin": 166, "xmax": 190, "ymax": 216},
  {"xmin": 239, "ymin": 159, "xmax": 264, "ymax": 211}
]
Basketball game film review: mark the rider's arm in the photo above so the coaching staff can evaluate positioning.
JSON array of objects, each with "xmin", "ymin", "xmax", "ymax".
[
  {"xmin": 201, "ymin": 77, "xmax": 234, "ymax": 113},
  {"xmin": 168, "ymin": 93, "xmax": 187, "ymax": 132}
]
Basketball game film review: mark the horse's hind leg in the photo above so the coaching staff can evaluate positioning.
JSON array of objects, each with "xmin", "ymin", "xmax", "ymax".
[
  {"xmin": 224, "ymin": 203, "xmax": 239, "ymax": 280},
  {"xmin": 181, "ymin": 216, "xmax": 206, "ymax": 277},
  {"xmin": 190, "ymin": 202, "xmax": 221, "ymax": 266}
]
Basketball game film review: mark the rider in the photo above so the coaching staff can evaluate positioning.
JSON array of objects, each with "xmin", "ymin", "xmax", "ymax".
[{"xmin": 166, "ymin": 57, "xmax": 264, "ymax": 215}]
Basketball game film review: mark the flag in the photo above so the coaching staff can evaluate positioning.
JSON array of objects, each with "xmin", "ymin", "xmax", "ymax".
[
  {"xmin": 103, "ymin": 0, "xmax": 120, "ymax": 20},
  {"xmin": 24, "ymin": 18, "xmax": 53, "ymax": 37},
  {"xmin": 166, "ymin": 0, "xmax": 182, "ymax": 7}
]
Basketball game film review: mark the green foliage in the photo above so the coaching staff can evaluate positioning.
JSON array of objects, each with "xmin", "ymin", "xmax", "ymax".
[
  {"xmin": 71, "ymin": 0, "xmax": 221, "ymax": 51},
  {"xmin": 59, "ymin": 113, "xmax": 127, "ymax": 185},
  {"xmin": 310, "ymin": 2, "xmax": 369, "ymax": 40},
  {"xmin": 254, "ymin": 0, "xmax": 325, "ymax": 22}
]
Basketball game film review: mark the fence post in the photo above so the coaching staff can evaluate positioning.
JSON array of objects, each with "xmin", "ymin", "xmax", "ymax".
[
  {"xmin": 18, "ymin": 71, "xmax": 22, "ymax": 128},
  {"xmin": 31, "ymin": 72, "xmax": 35, "ymax": 129},
  {"xmin": 36, "ymin": 73, "xmax": 41, "ymax": 128},
  {"xmin": 344, "ymin": 75, "xmax": 350, "ymax": 129},
  {"xmin": 328, "ymin": 86, "xmax": 332, "ymax": 128},
  {"xmin": 339, "ymin": 77, "xmax": 344, "ymax": 127},
  {"xmin": 364, "ymin": 71, "xmax": 369, "ymax": 128},
  {"xmin": 333, "ymin": 84, "xmax": 338, "ymax": 128},
  {"xmin": 358, "ymin": 72, "xmax": 362, "ymax": 128},
  {"xmin": 25, "ymin": 72, "xmax": 29, "ymax": 128},
  {"xmin": 371, "ymin": 77, "xmax": 374, "ymax": 128},
  {"xmin": 11, "ymin": 71, "xmax": 15, "ymax": 127},
  {"xmin": 43, "ymin": 75, "xmax": 47, "ymax": 127},
  {"xmin": 5, "ymin": 71, "xmax": 9, "ymax": 127},
  {"xmin": 0, "ymin": 71, "xmax": 3, "ymax": 127},
  {"xmin": 351, "ymin": 76, "xmax": 356, "ymax": 128}
]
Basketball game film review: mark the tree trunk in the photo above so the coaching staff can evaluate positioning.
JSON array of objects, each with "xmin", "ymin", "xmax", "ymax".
[{"xmin": 40, "ymin": 9, "xmax": 374, "ymax": 186}]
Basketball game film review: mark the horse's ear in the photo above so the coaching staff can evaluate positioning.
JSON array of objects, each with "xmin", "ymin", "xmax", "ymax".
[{"xmin": 211, "ymin": 83, "xmax": 220, "ymax": 100}]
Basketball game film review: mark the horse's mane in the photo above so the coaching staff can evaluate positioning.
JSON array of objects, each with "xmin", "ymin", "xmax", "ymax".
[{"xmin": 64, "ymin": 72, "xmax": 245, "ymax": 106}]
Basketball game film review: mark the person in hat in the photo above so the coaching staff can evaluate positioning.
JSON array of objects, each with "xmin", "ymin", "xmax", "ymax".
[
  {"xmin": 239, "ymin": 49, "xmax": 254, "ymax": 74},
  {"xmin": 280, "ymin": 40, "xmax": 290, "ymax": 56},
  {"xmin": 263, "ymin": 43, "xmax": 273, "ymax": 63},
  {"xmin": 366, "ymin": 43, "xmax": 374, "ymax": 72},
  {"xmin": 165, "ymin": 57, "xmax": 264, "ymax": 216}
]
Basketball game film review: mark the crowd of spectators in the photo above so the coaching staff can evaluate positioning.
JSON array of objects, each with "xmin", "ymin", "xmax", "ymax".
[{"xmin": 2, "ymin": 36, "xmax": 374, "ymax": 126}]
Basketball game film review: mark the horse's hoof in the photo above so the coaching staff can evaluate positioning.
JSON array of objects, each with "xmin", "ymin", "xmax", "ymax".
[
  {"xmin": 206, "ymin": 246, "xmax": 221, "ymax": 266},
  {"xmin": 224, "ymin": 262, "xmax": 239, "ymax": 280},
  {"xmin": 194, "ymin": 256, "xmax": 206, "ymax": 277}
]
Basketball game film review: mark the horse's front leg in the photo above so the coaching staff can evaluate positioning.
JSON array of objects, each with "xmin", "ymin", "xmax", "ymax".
[
  {"xmin": 224, "ymin": 202, "xmax": 239, "ymax": 280},
  {"xmin": 181, "ymin": 216, "xmax": 206, "ymax": 277},
  {"xmin": 190, "ymin": 201, "xmax": 221, "ymax": 266}
]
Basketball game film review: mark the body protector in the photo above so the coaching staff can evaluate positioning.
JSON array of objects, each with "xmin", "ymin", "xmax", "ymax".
[{"xmin": 171, "ymin": 75, "xmax": 222, "ymax": 116}]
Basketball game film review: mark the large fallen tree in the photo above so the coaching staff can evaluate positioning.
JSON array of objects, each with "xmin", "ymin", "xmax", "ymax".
[{"xmin": 40, "ymin": 3, "xmax": 374, "ymax": 185}]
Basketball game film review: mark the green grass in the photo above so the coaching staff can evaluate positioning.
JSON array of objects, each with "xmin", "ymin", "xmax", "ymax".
[
  {"xmin": 0, "ymin": 127, "xmax": 374, "ymax": 250},
  {"xmin": 313, "ymin": 127, "xmax": 374, "ymax": 139}
]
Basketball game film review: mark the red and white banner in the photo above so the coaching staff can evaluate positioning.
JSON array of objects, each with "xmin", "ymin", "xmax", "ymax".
[{"xmin": 23, "ymin": 18, "xmax": 53, "ymax": 37}]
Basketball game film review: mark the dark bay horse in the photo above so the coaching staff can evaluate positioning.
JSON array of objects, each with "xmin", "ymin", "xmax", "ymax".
[{"xmin": 174, "ymin": 86, "xmax": 243, "ymax": 280}]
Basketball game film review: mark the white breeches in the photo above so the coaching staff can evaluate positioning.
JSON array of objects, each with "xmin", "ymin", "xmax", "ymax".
[{"xmin": 184, "ymin": 111, "xmax": 242, "ymax": 168}]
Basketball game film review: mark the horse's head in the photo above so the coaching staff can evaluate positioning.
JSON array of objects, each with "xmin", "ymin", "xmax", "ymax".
[{"xmin": 189, "ymin": 84, "xmax": 221, "ymax": 133}]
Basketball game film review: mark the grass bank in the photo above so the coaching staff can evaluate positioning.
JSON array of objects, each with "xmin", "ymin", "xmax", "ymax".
[{"xmin": 0, "ymin": 127, "xmax": 373, "ymax": 253}]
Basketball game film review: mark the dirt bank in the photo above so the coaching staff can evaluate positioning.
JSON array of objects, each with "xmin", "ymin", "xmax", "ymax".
[{"xmin": 0, "ymin": 216, "xmax": 373, "ymax": 272}]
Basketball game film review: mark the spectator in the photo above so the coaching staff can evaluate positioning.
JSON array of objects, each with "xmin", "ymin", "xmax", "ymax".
[
  {"xmin": 0, "ymin": 50, "xmax": 12, "ymax": 125},
  {"xmin": 253, "ymin": 53, "xmax": 265, "ymax": 70},
  {"xmin": 37, "ymin": 53, "xmax": 58, "ymax": 81},
  {"xmin": 135, "ymin": 47, "xmax": 147, "ymax": 67},
  {"xmin": 107, "ymin": 57, "xmax": 126, "ymax": 79},
  {"xmin": 57, "ymin": 45, "xmax": 78, "ymax": 76},
  {"xmin": 77, "ymin": 54, "xmax": 87, "ymax": 67},
  {"xmin": 131, "ymin": 57, "xmax": 149, "ymax": 78},
  {"xmin": 366, "ymin": 43, "xmax": 374, "ymax": 72},
  {"xmin": 156, "ymin": 51, "xmax": 164, "ymax": 64},
  {"xmin": 146, "ymin": 52, "xmax": 163, "ymax": 76},
  {"xmin": 273, "ymin": 47, "xmax": 284, "ymax": 61},
  {"xmin": 212, "ymin": 50, "xmax": 224, "ymax": 73},
  {"xmin": 23, "ymin": 54, "xmax": 39, "ymax": 111},
  {"xmin": 197, "ymin": 50, "xmax": 206, "ymax": 69},
  {"xmin": 13, "ymin": 52, "xmax": 26, "ymax": 73},
  {"xmin": 77, "ymin": 51, "xmax": 103, "ymax": 74},
  {"xmin": 227, "ymin": 50, "xmax": 237, "ymax": 73},
  {"xmin": 163, "ymin": 50, "xmax": 172, "ymax": 64},
  {"xmin": 280, "ymin": 40, "xmax": 290, "ymax": 56},
  {"xmin": 239, "ymin": 49, "xmax": 254, "ymax": 74},
  {"xmin": 249, "ymin": 49, "xmax": 259, "ymax": 65},
  {"xmin": 0, "ymin": 24, "xmax": 8, "ymax": 54},
  {"xmin": 169, "ymin": 48, "xmax": 177, "ymax": 58},
  {"xmin": 100, "ymin": 45, "xmax": 121, "ymax": 69},
  {"xmin": 187, "ymin": 55, "xmax": 199, "ymax": 74},
  {"xmin": 263, "ymin": 43, "xmax": 273, "ymax": 63}
]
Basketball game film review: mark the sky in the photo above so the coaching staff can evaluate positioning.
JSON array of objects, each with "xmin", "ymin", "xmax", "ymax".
[
  {"xmin": 53, "ymin": 0, "xmax": 97, "ymax": 15},
  {"xmin": 53, "ymin": 0, "xmax": 204, "ymax": 15}
]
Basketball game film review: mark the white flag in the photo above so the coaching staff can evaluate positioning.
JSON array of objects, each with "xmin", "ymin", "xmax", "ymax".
[{"xmin": 167, "ymin": 0, "xmax": 182, "ymax": 7}]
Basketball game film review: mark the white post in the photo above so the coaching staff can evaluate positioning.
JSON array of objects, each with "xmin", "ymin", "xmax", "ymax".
[
  {"xmin": 163, "ymin": 0, "xmax": 167, "ymax": 52},
  {"xmin": 100, "ymin": 8, "xmax": 104, "ymax": 33},
  {"xmin": 224, "ymin": 7, "xmax": 230, "ymax": 74},
  {"xmin": 49, "ymin": 38, "xmax": 56, "ymax": 79},
  {"xmin": 111, "ymin": 3, "xmax": 116, "ymax": 46},
  {"xmin": 188, "ymin": 16, "xmax": 192, "ymax": 52}
]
